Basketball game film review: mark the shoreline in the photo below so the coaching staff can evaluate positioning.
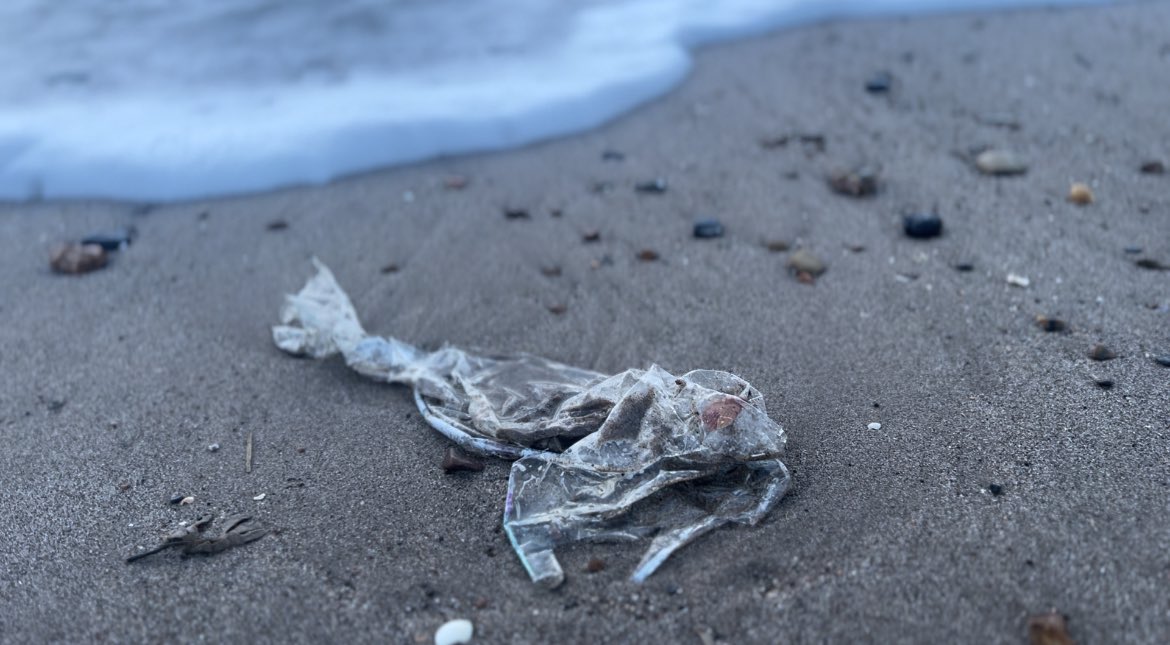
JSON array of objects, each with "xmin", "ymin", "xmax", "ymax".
[{"xmin": 2, "ymin": 2, "xmax": 1168, "ymax": 643}]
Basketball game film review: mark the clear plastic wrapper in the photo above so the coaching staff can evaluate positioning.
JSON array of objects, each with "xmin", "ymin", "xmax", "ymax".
[{"xmin": 273, "ymin": 260, "xmax": 791, "ymax": 587}]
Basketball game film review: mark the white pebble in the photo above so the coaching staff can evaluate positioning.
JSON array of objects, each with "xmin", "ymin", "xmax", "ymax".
[
  {"xmin": 207, "ymin": 443, "xmax": 220, "ymax": 452},
  {"xmin": 1006, "ymin": 273, "xmax": 1030, "ymax": 288},
  {"xmin": 434, "ymin": 618, "xmax": 474, "ymax": 645},
  {"xmin": 253, "ymin": 493, "xmax": 266, "ymax": 501},
  {"xmin": 867, "ymin": 422, "xmax": 882, "ymax": 430},
  {"xmin": 180, "ymin": 496, "xmax": 195, "ymax": 505}
]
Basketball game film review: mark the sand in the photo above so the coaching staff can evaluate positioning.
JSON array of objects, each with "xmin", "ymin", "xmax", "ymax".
[{"xmin": 2, "ymin": 2, "xmax": 1169, "ymax": 643}]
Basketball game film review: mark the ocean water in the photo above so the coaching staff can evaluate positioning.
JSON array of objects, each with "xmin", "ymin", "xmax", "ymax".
[{"xmin": 0, "ymin": 0, "xmax": 1106, "ymax": 201}]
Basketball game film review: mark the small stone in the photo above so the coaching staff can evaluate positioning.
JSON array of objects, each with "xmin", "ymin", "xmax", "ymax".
[
  {"xmin": 1067, "ymin": 183, "xmax": 1094, "ymax": 205},
  {"xmin": 380, "ymin": 263, "xmax": 400, "ymax": 274},
  {"xmin": 585, "ymin": 558, "xmax": 606, "ymax": 573},
  {"xmin": 49, "ymin": 243, "xmax": 108, "ymax": 274},
  {"xmin": 601, "ymin": 150, "xmax": 625, "ymax": 161},
  {"xmin": 787, "ymin": 249, "xmax": 826, "ymax": 277},
  {"xmin": 635, "ymin": 178, "xmax": 668, "ymax": 194},
  {"xmin": 903, "ymin": 213, "xmax": 943, "ymax": 239},
  {"xmin": 180, "ymin": 496, "xmax": 195, "ymax": 506},
  {"xmin": 954, "ymin": 262, "xmax": 975, "ymax": 272},
  {"xmin": 266, "ymin": 219, "xmax": 289, "ymax": 231},
  {"xmin": 582, "ymin": 230, "xmax": 601, "ymax": 243},
  {"xmin": 795, "ymin": 271, "xmax": 816, "ymax": 285},
  {"xmin": 864, "ymin": 71, "xmax": 893, "ymax": 93},
  {"xmin": 867, "ymin": 422, "xmax": 882, "ymax": 430},
  {"xmin": 974, "ymin": 150, "xmax": 1028, "ymax": 175},
  {"xmin": 547, "ymin": 304, "xmax": 568, "ymax": 315},
  {"xmin": 827, "ymin": 166, "xmax": 879, "ymax": 197},
  {"xmin": 1093, "ymin": 378, "xmax": 1114, "ymax": 390},
  {"xmin": 1027, "ymin": 611, "xmax": 1074, "ymax": 645},
  {"xmin": 1123, "ymin": 246, "xmax": 1143, "ymax": 255},
  {"xmin": 81, "ymin": 227, "xmax": 136, "ymax": 251},
  {"xmin": 1035, "ymin": 316, "xmax": 1068, "ymax": 333},
  {"xmin": 1153, "ymin": 355, "xmax": 1170, "ymax": 367},
  {"xmin": 442, "ymin": 446, "xmax": 485, "ymax": 473},
  {"xmin": 1007, "ymin": 273, "xmax": 1031, "ymax": 288},
  {"xmin": 473, "ymin": 597, "xmax": 489, "ymax": 610},
  {"xmin": 1087, "ymin": 345, "xmax": 1117, "ymax": 361},
  {"xmin": 296, "ymin": 447, "xmax": 306, "ymax": 454},
  {"xmin": 540, "ymin": 266, "xmax": 562, "ymax": 277},
  {"xmin": 988, "ymin": 484, "xmax": 1004, "ymax": 497},
  {"xmin": 253, "ymin": 493, "xmax": 267, "ymax": 501},
  {"xmin": 168, "ymin": 494, "xmax": 185, "ymax": 505},
  {"xmin": 1135, "ymin": 258, "xmax": 1169, "ymax": 271},
  {"xmin": 693, "ymin": 219, "xmax": 724, "ymax": 239},
  {"xmin": 1139, "ymin": 160, "xmax": 1165, "ymax": 175},
  {"xmin": 434, "ymin": 619, "xmax": 474, "ymax": 645},
  {"xmin": 503, "ymin": 208, "xmax": 530, "ymax": 220},
  {"xmin": 765, "ymin": 240, "xmax": 790, "ymax": 252},
  {"xmin": 443, "ymin": 175, "xmax": 469, "ymax": 190},
  {"xmin": 844, "ymin": 243, "xmax": 866, "ymax": 253},
  {"xmin": 117, "ymin": 481, "xmax": 132, "ymax": 492},
  {"xmin": 637, "ymin": 249, "xmax": 660, "ymax": 262},
  {"xmin": 207, "ymin": 443, "xmax": 220, "ymax": 452}
]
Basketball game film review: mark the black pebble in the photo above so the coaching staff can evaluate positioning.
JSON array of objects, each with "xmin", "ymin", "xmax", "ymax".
[
  {"xmin": 442, "ymin": 446, "xmax": 485, "ymax": 473},
  {"xmin": 635, "ymin": 178, "xmax": 668, "ymax": 194},
  {"xmin": 1154, "ymin": 355, "xmax": 1170, "ymax": 367},
  {"xmin": 168, "ymin": 494, "xmax": 185, "ymax": 505},
  {"xmin": 82, "ymin": 227, "xmax": 136, "ymax": 251},
  {"xmin": 503, "ymin": 208, "xmax": 530, "ymax": 220},
  {"xmin": 1093, "ymin": 378, "xmax": 1114, "ymax": 390},
  {"xmin": 693, "ymin": 219, "xmax": 724, "ymax": 239},
  {"xmin": 903, "ymin": 214, "xmax": 943, "ymax": 239},
  {"xmin": 865, "ymin": 71, "xmax": 893, "ymax": 93},
  {"xmin": 953, "ymin": 262, "xmax": 975, "ymax": 272},
  {"xmin": 988, "ymin": 484, "xmax": 1004, "ymax": 497}
]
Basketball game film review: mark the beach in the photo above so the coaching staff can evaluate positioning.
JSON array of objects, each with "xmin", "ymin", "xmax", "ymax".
[{"xmin": 2, "ymin": 2, "xmax": 1169, "ymax": 642}]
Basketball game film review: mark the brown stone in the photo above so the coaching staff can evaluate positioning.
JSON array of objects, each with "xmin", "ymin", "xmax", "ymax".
[
  {"xmin": 1027, "ymin": 612, "xmax": 1075, "ymax": 645},
  {"xmin": 1067, "ymin": 183, "xmax": 1093, "ymax": 205},
  {"xmin": 441, "ymin": 446, "xmax": 484, "ymax": 473},
  {"xmin": 49, "ymin": 243, "xmax": 108, "ymax": 274}
]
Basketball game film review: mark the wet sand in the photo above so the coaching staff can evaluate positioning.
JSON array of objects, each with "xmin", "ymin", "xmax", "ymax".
[{"xmin": 2, "ymin": 2, "xmax": 1169, "ymax": 643}]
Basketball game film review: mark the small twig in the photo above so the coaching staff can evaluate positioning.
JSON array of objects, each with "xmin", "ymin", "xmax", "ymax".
[{"xmin": 245, "ymin": 432, "xmax": 253, "ymax": 473}]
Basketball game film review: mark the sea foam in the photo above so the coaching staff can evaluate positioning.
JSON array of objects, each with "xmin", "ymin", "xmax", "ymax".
[{"xmin": 0, "ymin": 0, "xmax": 1106, "ymax": 201}]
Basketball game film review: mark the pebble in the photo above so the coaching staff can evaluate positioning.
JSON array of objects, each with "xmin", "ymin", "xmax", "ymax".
[
  {"xmin": 867, "ymin": 422, "xmax": 882, "ymax": 430},
  {"xmin": 1035, "ymin": 316, "xmax": 1068, "ymax": 333},
  {"xmin": 637, "ymin": 249, "xmax": 660, "ymax": 262},
  {"xmin": 540, "ymin": 266, "xmax": 562, "ymax": 277},
  {"xmin": 1093, "ymin": 378, "xmax": 1114, "ymax": 390},
  {"xmin": 601, "ymin": 150, "xmax": 625, "ymax": 161},
  {"xmin": 381, "ymin": 263, "xmax": 400, "ymax": 274},
  {"xmin": 547, "ymin": 304, "xmax": 568, "ymax": 315},
  {"xmin": 1006, "ymin": 273, "xmax": 1031, "ymax": 288},
  {"xmin": 582, "ymin": 230, "xmax": 601, "ymax": 243},
  {"xmin": 442, "ymin": 446, "xmax": 485, "ymax": 473},
  {"xmin": 82, "ymin": 227, "xmax": 136, "ymax": 251},
  {"xmin": 635, "ymin": 178, "xmax": 668, "ymax": 193},
  {"xmin": 693, "ymin": 219, "xmax": 724, "ymax": 239},
  {"xmin": 902, "ymin": 213, "xmax": 943, "ymax": 239},
  {"xmin": 253, "ymin": 493, "xmax": 267, "ymax": 501},
  {"xmin": 1027, "ymin": 612, "xmax": 1074, "ymax": 645},
  {"xmin": 117, "ymin": 481, "xmax": 132, "ymax": 492},
  {"xmin": 443, "ymin": 175, "xmax": 469, "ymax": 190},
  {"xmin": 827, "ymin": 166, "xmax": 879, "ymax": 197},
  {"xmin": 503, "ymin": 208, "xmax": 530, "ymax": 220},
  {"xmin": 953, "ymin": 262, "xmax": 975, "ymax": 272},
  {"xmin": 765, "ymin": 240, "xmax": 790, "ymax": 252},
  {"xmin": 1154, "ymin": 355, "xmax": 1170, "ymax": 367},
  {"xmin": 1135, "ymin": 258, "xmax": 1169, "ymax": 271},
  {"xmin": 1139, "ymin": 160, "xmax": 1165, "ymax": 175},
  {"xmin": 49, "ymin": 243, "xmax": 108, "ymax": 274},
  {"xmin": 1067, "ymin": 183, "xmax": 1094, "ymax": 205},
  {"xmin": 585, "ymin": 557, "xmax": 606, "ymax": 573},
  {"xmin": 266, "ymin": 219, "xmax": 289, "ymax": 231},
  {"xmin": 1123, "ymin": 246, "xmax": 1143, "ymax": 255},
  {"xmin": 987, "ymin": 484, "xmax": 1004, "ymax": 497},
  {"xmin": 787, "ymin": 249, "xmax": 826, "ymax": 277},
  {"xmin": 434, "ymin": 619, "xmax": 474, "ymax": 645},
  {"xmin": 180, "ymin": 496, "xmax": 195, "ymax": 506},
  {"xmin": 1087, "ymin": 344, "xmax": 1117, "ymax": 361},
  {"xmin": 974, "ymin": 150, "xmax": 1028, "ymax": 175},
  {"xmin": 207, "ymin": 443, "xmax": 220, "ymax": 452},
  {"xmin": 864, "ymin": 71, "xmax": 893, "ymax": 93},
  {"xmin": 168, "ymin": 494, "xmax": 186, "ymax": 505}
]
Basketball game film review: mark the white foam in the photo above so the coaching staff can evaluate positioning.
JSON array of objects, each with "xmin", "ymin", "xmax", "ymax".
[{"xmin": 0, "ymin": 0, "xmax": 1106, "ymax": 201}]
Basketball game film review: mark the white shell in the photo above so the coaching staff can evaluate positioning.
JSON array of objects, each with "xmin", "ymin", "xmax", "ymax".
[{"xmin": 434, "ymin": 619, "xmax": 474, "ymax": 645}]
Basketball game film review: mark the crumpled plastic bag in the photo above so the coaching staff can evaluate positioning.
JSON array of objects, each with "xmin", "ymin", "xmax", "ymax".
[{"xmin": 273, "ymin": 260, "xmax": 791, "ymax": 587}]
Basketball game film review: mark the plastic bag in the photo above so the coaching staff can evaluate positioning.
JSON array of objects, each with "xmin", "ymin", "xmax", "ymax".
[{"xmin": 273, "ymin": 260, "xmax": 790, "ymax": 587}]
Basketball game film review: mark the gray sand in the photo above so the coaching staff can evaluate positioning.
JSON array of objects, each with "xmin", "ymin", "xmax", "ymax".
[{"xmin": 2, "ymin": 3, "xmax": 1169, "ymax": 643}]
